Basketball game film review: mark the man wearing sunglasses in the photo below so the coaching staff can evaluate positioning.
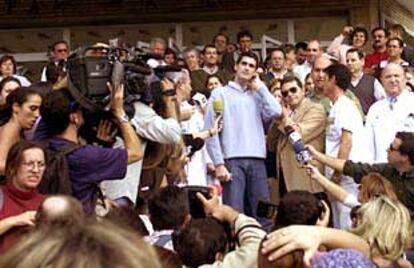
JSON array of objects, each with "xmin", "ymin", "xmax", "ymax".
[
  {"xmin": 323, "ymin": 64, "xmax": 366, "ymax": 229},
  {"xmin": 272, "ymin": 76, "xmax": 326, "ymax": 197},
  {"xmin": 204, "ymin": 51, "xmax": 281, "ymax": 229},
  {"xmin": 41, "ymin": 40, "xmax": 69, "ymax": 82},
  {"xmin": 307, "ymin": 131, "xmax": 414, "ymax": 215}
]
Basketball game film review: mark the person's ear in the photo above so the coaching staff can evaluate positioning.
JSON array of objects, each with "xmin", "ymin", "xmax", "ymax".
[
  {"xmin": 12, "ymin": 102, "xmax": 20, "ymax": 115},
  {"xmin": 69, "ymin": 112, "xmax": 80, "ymax": 126},
  {"xmin": 215, "ymin": 252, "xmax": 225, "ymax": 262},
  {"xmin": 182, "ymin": 214, "xmax": 191, "ymax": 227}
]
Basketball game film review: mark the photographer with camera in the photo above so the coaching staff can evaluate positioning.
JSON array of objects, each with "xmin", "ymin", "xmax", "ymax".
[
  {"xmin": 40, "ymin": 84, "xmax": 143, "ymax": 214},
  {"xmin": 173, "ymin": 190, "xmax": 266, "ymax": 268},
  {"xmin": 102, "ymin": 77, "xmax": 183, "ymax": 206}
]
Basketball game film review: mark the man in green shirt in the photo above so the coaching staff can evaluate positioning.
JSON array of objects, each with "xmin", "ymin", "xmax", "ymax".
[{"xmin": 307, "ymin": 131, "xmax": 414, "ymax": 214}]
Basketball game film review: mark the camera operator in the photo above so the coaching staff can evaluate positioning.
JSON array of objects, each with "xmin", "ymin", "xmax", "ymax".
[
  {"xmin": 101, "ymin": 76, "xmax": 183, "ymax": 206},
  {"xmin": 40, "ymin": 84, "xmax": 143, "ymax": 214}
]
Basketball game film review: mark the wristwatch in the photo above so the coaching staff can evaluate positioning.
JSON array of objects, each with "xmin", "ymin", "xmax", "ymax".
[{"xmin": 116, "ymin": 114, "xmax": 129, "ymax": 123}]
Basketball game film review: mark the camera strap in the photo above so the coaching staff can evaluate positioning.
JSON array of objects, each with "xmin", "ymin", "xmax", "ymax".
[{"xmin": 234, "ymin": 224, "xmax": 264, "ymax": 247}]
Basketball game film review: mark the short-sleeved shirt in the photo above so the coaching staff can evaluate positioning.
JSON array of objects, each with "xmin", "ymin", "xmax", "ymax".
[
  {"xmin": 49, "ymin": 137, "xmax": 128, "ymax": 213},
  {"xmin": 325, "ymin": 95, "xmax": 365, "ymax": 163}
]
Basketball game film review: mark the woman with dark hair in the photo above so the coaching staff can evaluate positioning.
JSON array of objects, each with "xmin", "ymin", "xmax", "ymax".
[
  {"xmin": 0, "ymin": 140, "xmax": 47, "ymax": 252},
  {"xmin": 327, "ymin": 26, "xmax": 369, "ymax": 64},
  {"xmin": 0, "ymin": 88, "xmax": 42, "ymax": 175},
  {"xmin": 0, "ymin": 55, "xmax": 31, "ymax": 87},
  {"xmin": 0, "ymin": 77, "xmax": 21, "ymax": 106}
]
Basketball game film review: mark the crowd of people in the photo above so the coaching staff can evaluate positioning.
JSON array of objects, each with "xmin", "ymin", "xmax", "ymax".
[{"xmin": 0, "ymin": 22, "xmax": 413, "ymax": 267}]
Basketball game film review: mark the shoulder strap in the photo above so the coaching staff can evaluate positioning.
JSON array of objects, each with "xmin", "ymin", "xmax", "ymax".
[{"xmin": 57, "ymin": 143, "xmax": 83, "ymax": 156}]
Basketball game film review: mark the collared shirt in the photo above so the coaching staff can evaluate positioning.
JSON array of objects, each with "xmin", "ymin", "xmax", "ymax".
[
  {"xmin": 343, "ymin": 160, "xmax": 414, "ymax": 214},
  {"xmin": 205, "ymin": 81, "xmax": 282, "ymax": 165},
  {"xmin": 202, "ymin": 65, "xmax": 219, "ymax": 75},
  {"xmin": 268, "ymin": 68, "xmax": 288, "ymax": 80},
  {"xmin": 293, "ymin": 61, "xmax": 312, "ymax": 84},
  {"xmin": 365, "ymin": 90, "xmax": 414, "ymax": 163},
  {"xmin": 350, "ymin": 71, "xmax": 386, "ymax": 100},
  {"xmin": 145, "ymin": 229, "xmax": 175, "ymax": 251}
]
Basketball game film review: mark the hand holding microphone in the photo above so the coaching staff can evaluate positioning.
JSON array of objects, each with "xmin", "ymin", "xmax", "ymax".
[{"xmin": 213, "ymin": 98, "xmax": 224, "ymax": 131}]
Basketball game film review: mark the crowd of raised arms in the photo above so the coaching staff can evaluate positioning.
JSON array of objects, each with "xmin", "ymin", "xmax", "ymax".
[{"xmin": 0, "ymin": 22, "xmax": 414, "ymax": 268}]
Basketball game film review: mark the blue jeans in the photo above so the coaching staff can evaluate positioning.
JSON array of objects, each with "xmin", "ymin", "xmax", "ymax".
[{"xmin": 222, "ymin": 158, "xmax": 272, "ymax": 230}]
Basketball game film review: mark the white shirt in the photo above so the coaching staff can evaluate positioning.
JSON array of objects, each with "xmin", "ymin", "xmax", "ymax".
[
  {"xmin": 350, "ymin": 72, "xmax": 386, "ymax": 101},
  {"xmin": 326, "ymin": 95, "xmax": 366, "ymax": 162},
  {"xmin": 0, "ymin": 74, "xmax": 31, "ymax": 87},
  {"xmin": 325, "ymin": 94, "xmax": 365, "ymax": 230},
  {"xmin": 293, "ymin": 61, "xmax": 311, "ymax": 84},
  {"xmin": 365, "ymin": 90, "xmax": 414, "ymax": 163},
  {"xmin": 180, "ymin": 101, "xmax": 211, "ymax": 186}
]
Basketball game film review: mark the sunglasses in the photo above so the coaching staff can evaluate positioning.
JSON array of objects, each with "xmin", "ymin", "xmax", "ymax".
[
  {"xmin": 281, "ymin": 87, "xmax": 299, "ymax": 97},
  {"xmin": 56, "ymin": 49, "xmax": 68, "ymax": 53}
]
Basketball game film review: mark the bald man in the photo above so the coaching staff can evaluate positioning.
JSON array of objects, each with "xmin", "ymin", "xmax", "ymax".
[
  {"xmin": 293, "ymin": 40, "xmax": 322, "ymax": 83},
  {"xmin": 308, "ymin": 56, "xmax": 363, "ymax": 116},
  {"xmin": 365, "ymin": 63, "xmax": 414, "ymax": 163}
]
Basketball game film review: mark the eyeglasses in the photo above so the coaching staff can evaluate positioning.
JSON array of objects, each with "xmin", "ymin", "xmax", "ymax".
[
  {"xmin": 387, "ymin": 45, "xmax": 400, "ymax": 48},
  {"xmin": 388, "ymin": 144, "xmax": 399, "ymax": 152},
  {"xmin": 22, "ymin": 161, "xmax": 46, "ymax": 170},
  {"xmin": 281, "ymin": 87, "xmax": 299, "ymax": 97},
  {"xmin": 56, "ymin": 49, "xmax": 68, "ymax": 53}
]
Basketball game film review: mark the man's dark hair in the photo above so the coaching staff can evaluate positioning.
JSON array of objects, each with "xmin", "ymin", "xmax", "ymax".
[
  {"xmin": 148, "ymin": 185, "xmax": 190, "ymax": 230},
  {"xmin": 236, "ymin": 30, "xmax": 253, "ymax": 43},
  {"xmin": 387, "ymin": 37, "xmax": 404, "ymax": 48},
  {"xmin": 213, "ymin": 33, "xmax": 229, "ymax": 43},
  {"xmin": 346, "ymin": 48, "xmax": 365, "ymax": 59},
  {"xmin": 52, "ymin": 40, "xmax": 69, "ymax": 51},
  {"xmin": 270, "ymin": 47, "xmax": 286, "ymax": 59},
  {"xmin": 164, "ymin": 48, "xmax": 177, "ymax": 58},
  {"xmin": 236, "ymin": 51, "xmax": 259, "ymax": 69},
  {"xmin": 281, "ymin": 75, "xmax": 303, "ymax": 89},
  {"xmin": 371, "ymin": 26, "xmax": 386, "ymax": 36},
  {"xmin": 273, "ymin": 191, "xmax": 324, "ymax": 230},
  {"xmin": 295, "ymin": 42, "xmax": 308, "ymax": 51},
  {"xmin": 173, "ymin": 217, "xmax": 228, "ymax": 267},
  {"xmin": 395, "ymin": 132, "xmax": 414, "ymax": 165},
  {"xmin": 324, "ymin": 64, "xmax": 351, "ymax": 91},
  {"xmin": 202, "ymin": 44, "xmax": 217, "ymax": 55},
  {"xmin": 41, "ymin": 89, "xmax": 79, "ymax": 136},
  {"xmin": 350, "ymin": 27, "xmax": 369, "ymax": 46}
]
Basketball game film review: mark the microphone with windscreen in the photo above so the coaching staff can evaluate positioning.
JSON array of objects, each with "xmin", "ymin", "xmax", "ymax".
[
  {"xmin": 284, "ymin": 126, "xmax": 311, "ymax": 166},
  {"xmin": 213, "ymin": 98, "xmax": 224, "ymax": 130}
]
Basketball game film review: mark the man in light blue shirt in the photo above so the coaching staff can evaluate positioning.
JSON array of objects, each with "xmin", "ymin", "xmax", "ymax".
[{"xmin": 205, "ymin": 51, "xmax": 282, "ymax": 228}]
